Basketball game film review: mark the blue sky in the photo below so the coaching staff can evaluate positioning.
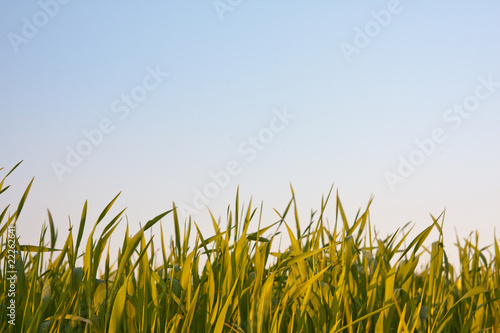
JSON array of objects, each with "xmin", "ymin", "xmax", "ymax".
[{"xmin": 1, "ymin": 1, "xmax": 499, "ymax": 265}]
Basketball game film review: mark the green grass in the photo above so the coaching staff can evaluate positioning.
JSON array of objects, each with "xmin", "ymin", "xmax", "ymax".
[{"xmin": 1, "ymin": 162, "xmax": 499, "ymax": 332}]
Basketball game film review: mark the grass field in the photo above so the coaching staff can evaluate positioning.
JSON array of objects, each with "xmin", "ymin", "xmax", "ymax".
[{"xmin": 1, "ymin": 162, "xmax": 499, "ymax": 332}]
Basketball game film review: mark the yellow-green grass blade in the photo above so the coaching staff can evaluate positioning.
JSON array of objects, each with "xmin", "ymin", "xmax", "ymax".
[
  {"xmin": 15, "ymin": 177, "xmax": 33, "ymax": 221},
  {"xmin": 108, "ymin": 276, "xmax": 129, "ymax": 333}
]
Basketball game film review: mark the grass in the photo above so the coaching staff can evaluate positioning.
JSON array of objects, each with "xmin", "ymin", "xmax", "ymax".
[{"xmin": 1, "ymin": 162, "xmax": 499, "ymax": 332}]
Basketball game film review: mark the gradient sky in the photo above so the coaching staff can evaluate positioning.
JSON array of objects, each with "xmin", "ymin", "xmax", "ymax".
[{"xmin": 1, "ymin": 1, "xmax": 499, "ymax": 266}]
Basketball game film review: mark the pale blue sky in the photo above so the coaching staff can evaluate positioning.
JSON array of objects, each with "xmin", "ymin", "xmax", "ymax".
[{"xmin": 1, "ymin": 1, "xmax": 499, "ymax": 264}]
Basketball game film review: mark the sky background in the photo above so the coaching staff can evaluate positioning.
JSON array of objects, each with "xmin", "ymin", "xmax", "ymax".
[{"xmin": 1, "ymin": 1, "xmax": 499, "ymax": 266}]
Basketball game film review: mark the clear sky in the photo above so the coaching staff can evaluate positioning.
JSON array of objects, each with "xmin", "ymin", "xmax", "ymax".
[{"xmin": 1, "ymin": 1, "xmax": 499, "ymax": 265}]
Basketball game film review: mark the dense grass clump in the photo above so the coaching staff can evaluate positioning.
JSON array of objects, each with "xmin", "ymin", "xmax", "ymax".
[{"xmin": 1, "ymin": 162, "xmax": 499, "ymax": 332}]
